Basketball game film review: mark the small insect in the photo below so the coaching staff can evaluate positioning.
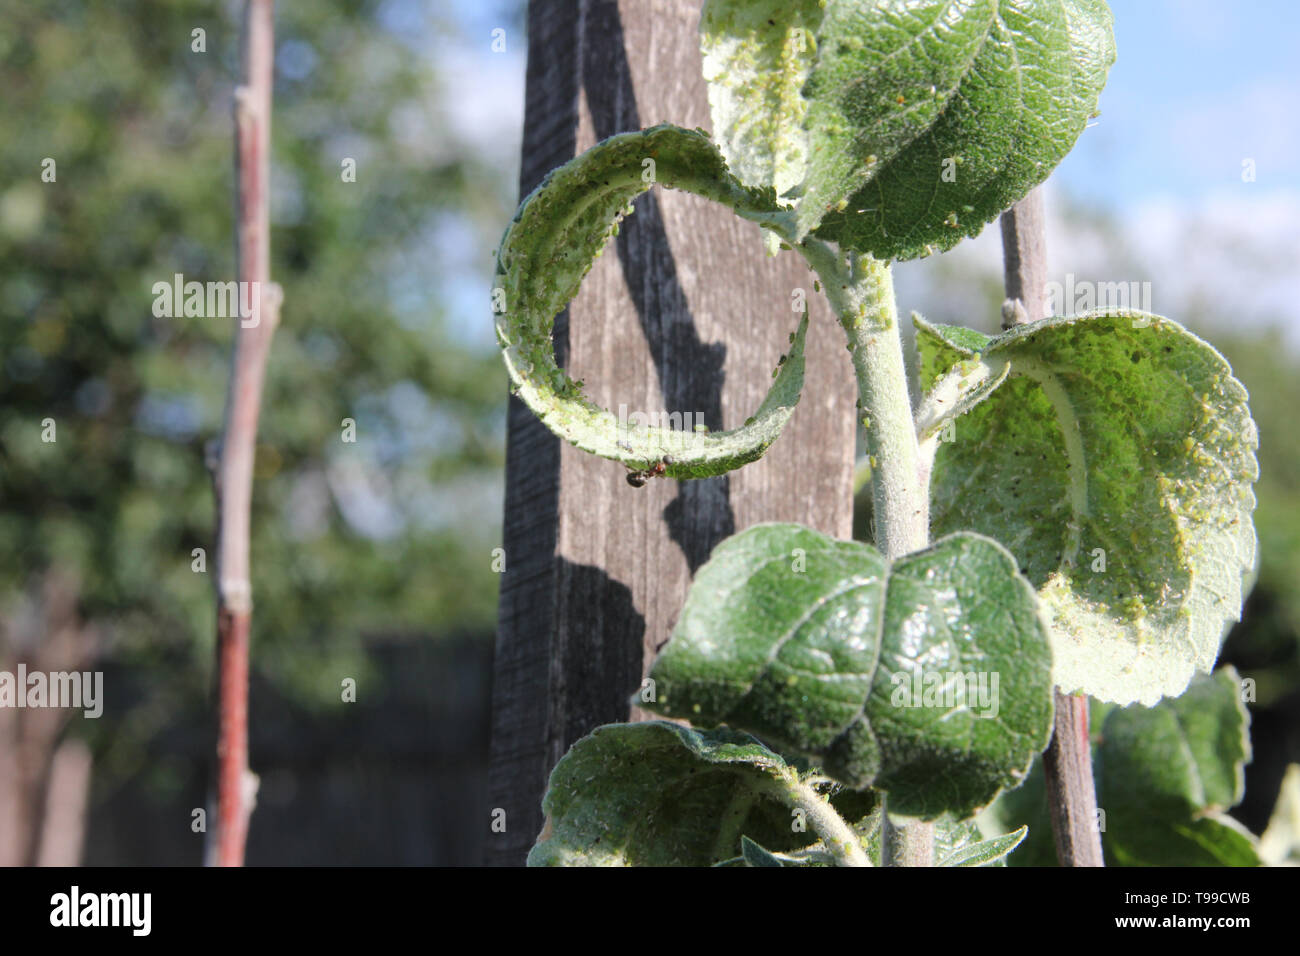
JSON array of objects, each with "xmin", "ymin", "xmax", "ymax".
[{"xmin": 626, "ymin": 455, "xmax": 672, "ymax": 488}]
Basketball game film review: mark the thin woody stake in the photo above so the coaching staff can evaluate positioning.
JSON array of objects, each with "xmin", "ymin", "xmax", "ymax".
[{"xmin": 207, "ymin": 0, "xmax": 281, "ymax": 867}]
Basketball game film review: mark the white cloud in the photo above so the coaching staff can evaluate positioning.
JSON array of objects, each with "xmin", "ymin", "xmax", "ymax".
[{"xmin": 894, "ymin": 184, "xmax": 1300, "ymax": 349}]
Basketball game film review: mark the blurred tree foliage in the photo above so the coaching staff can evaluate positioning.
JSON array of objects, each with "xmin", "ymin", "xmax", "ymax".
[{"xmin": 0, "ymin": 0, "xmax": 514, "ymax": 793}]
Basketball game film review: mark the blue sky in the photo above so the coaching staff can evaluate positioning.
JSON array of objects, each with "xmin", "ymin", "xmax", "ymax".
[{"xmin": 1059, "ymin": 0, "xmax": 1300, "ymax": 208}]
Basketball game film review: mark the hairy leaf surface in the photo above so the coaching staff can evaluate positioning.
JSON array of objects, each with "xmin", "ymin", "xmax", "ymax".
[
  {"xmin": 701, "ymin": 0, "xmax": 1115, "ymax": 259},
  {"xmin": 645, "ymin": 522, "xmax": 1054, "ymax": 818},
  {"xmin": 495, "ymin": 125, "xmax": 805, "ymax": 479},
  {"xmin": 918, "ymin": 312, "xmax": 1258, "ymax": 705},
  {"xmin": 700, "ymin": 0, "xmax": 825, "ymax": 199},
  {"xmin": 527, "ymin": 721, "xmax": 868, "ymax": 866}
]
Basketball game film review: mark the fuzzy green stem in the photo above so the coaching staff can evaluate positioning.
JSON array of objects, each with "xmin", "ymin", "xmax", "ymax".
[
  {"xmin": 800, "ymin": 240, "xmax": 928, "ymax": 559},
  {"xmin": 800, "ymin": 237, "xmax": 933, "ymax": 867},
  {"xmin": 765, "ymin": 773, "xmax": 872, "ymax": 867}
]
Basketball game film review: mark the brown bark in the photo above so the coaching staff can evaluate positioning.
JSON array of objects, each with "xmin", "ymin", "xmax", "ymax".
[
  {"xmin": 1000, "ymin": 188, "xmax": 1048, "ymax": 328},
  {"xmin": 1041, "ymin": 689, "xmax": 1104, "ymax": 866}
]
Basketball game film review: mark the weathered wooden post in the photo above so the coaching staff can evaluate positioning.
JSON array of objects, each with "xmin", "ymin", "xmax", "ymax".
[{"xmin": 486, "ymin": 0, "xmax": 856, "ymax": 866}]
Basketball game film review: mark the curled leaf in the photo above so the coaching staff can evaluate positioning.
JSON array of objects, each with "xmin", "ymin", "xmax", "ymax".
[{"xmin": 495, "ymin": 124, "xmax": 806, "ymax": 479}]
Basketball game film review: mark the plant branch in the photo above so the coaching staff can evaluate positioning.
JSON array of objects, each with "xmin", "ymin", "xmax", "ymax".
[
  {"xmin": 881, "ymin": 811, "xmax": 934, "ymax": 867},
  {"xmin": 800, "ymin": 237, "xmax": 932, "ymax": 866},
  {"xmin": 800, "ymin": 240, "xmax": 928, "ymax": 559},
  {"xmin": 999, "ymin": 190, "xmax": 1104, "ymax": 867},
  {"xmin": 1041, "ymin": 690, "xmax": 1103, "ymax": 865},
  {"xmin": 767, "ymin": 774, "xmax": 872, "ymax": 867},
  {"xmin": 206, "ymin": 0, "xmax": 280, "ymax": 868},
  {"xmin": 1000, "ymin": 188, "xmax": 1048, "ymax": 327}
]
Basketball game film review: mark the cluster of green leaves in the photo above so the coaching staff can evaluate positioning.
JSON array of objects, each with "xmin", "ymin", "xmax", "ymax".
[
  {"xmin": 643, "ymin": 523, "xmax": 1053, "ymax": 819},
  {"xmin": 497, "ymin": 0, "xmax": 1263, "ymax": 866},
  {"xmin": 498, "ymin": 0, "xmax": 1118, "ymax": 480}
]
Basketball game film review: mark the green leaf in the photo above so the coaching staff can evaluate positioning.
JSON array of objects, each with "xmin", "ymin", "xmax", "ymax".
[
  {"xmin": 809, "ymin": 0, "xmax": 1114, "ymax": 259},
  {"xmin": 914, "ymin": 341, "xmax": 1011, "ymax": 443},
  {"xmin": 1098, "ymin": 667, "xmax": 1258, "ymax": 866},
  {"xmin": 919, "ymin": 312, "xmax": 1259, "ymax": 705},
  {"xmin": 699, "ymin": 1, "xmax": 1114, "ymax": 258},
  {"xmin": 495, "ymin": 124, "xmax": 806, "ymax": 479},
  {"xmin": 1101, "ymin": 668, "xmax": 1249, "ymax": 815},
  {"xmin": 918, "ymin": 319, "xmax": 995, "ymax": 356},
  {"xmin": 980, "ymin": 747, "xmax": 1056, "ymax": 865},
  {"xmin": 527, "ymin": 721, "xmax": 867, "ymax": 866},
  {"xmin": 1107, "ymin": 816, "xmax": 1259, "ymax": 867},
  {"xmin": 740, "ymin": 835, "xmax": 786, "ymax": 867},
  {"xmin": 645, "ymin": 522, "xmax": 1054, "ymax": 819},
  {"xmin": 700, "ymin": 0, "xmax": 825, "ymax": 200},
  {"xmin": 991, "ymin": 668, "xmax": 1261, "ymax": 866},
  {"xmin": 798, "ymin": 0, "xmax": 993, "ymax": 236},
  {"xmin": 938, "ymin": 825, "xmax": 1027, "ymax": 866}
]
